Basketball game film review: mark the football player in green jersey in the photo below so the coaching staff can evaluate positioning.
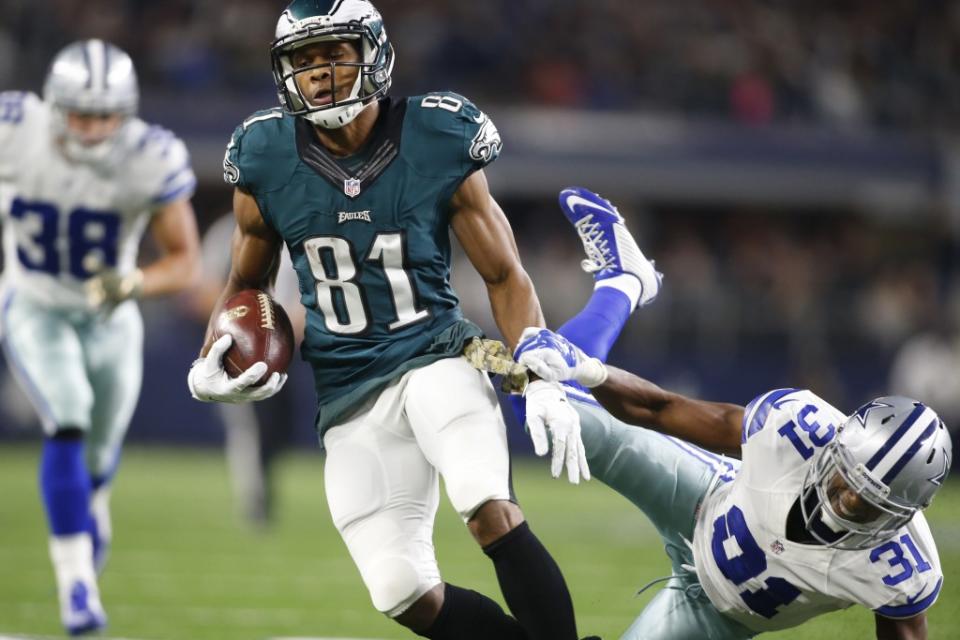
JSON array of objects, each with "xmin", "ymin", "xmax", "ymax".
[{"xmin": 188, "ymin": 1, "xmax": 590, "ymax": 639}]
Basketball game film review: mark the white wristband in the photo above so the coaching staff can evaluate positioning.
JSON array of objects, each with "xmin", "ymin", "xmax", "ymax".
[{"xmin": 577, "ymin": 358, "xmax": 609, "ymax": 388}]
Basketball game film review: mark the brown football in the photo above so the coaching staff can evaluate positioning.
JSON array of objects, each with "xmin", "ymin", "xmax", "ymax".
[{"xmin": 213, "ymin": 289, "xmax": 294, "ymax": 386}]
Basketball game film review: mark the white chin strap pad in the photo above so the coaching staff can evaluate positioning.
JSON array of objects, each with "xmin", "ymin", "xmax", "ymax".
[
  {"xmin": 305, "ymin": 73, "xmax": 366, "ymax": 129},
  {"xmin": 819, "ymin": 506, "xmax": 849, "ymax": 533},
  {"xmin": 306, "ymin": 102, "xmax": 365, "ymax": 129}
]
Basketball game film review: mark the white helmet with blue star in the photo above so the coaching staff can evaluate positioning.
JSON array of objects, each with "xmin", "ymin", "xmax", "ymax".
[{"xmin": 801, "ymin": 396, "xmax": 952, "ymax": 549}]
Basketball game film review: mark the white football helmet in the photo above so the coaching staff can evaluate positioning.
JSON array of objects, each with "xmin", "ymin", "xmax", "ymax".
[
  {"xmin": 271, "ymin": 0, "xmax": 394, "ymax": 129},
  {"xmin": 801, "ymin": 396, "xmax": 952, "ymax": 550},
  {"xmin": 43, "ymin": 39, "xmax": 138, "ymax": 164}
]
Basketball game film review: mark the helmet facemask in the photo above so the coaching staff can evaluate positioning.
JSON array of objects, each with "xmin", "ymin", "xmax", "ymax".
[
  {"xmin": 271, "ymin": 1, "xmax": 394, "ymax": 130},
  {"xmin": 51, "ymin": 108, "xmax": 132, "ymax": 165},
  {"xmin": 44, "ymin": 39, "xmax": 138, "ymax": 167},
  {"xmin": 800, "ymin": 442, "xmax": 917, "ymax": 550},
  {"xmin": 798, "ymin": 396, "xmax": 951, "ymax": 550}
]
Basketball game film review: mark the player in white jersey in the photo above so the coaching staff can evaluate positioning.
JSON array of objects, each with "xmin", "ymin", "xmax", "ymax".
[
  {"xmin": 510, "ymin": 188, "xmax": 952, "ymax": 639},
  {"xmin": 0, "ymin": 40, "xmax": 201, "ymax": 635}
]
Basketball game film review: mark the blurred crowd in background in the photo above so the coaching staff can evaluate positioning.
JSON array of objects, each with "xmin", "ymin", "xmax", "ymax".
[
  {"xmin": 2, "ymin": 0, "xmax": 958, "ymax": 130},
  {"xmin": 1, "ymin": 0, "xmax": 959, "ymax": 447}
]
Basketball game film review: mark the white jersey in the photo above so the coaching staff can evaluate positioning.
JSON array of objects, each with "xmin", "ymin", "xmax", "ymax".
[
  {"xmin": 0, "ymin": 91, "xmax": 196, "ymax": 309},
  {"xmin": 692, "ymin": 388, "xmax": 943, "ymax": 633}
]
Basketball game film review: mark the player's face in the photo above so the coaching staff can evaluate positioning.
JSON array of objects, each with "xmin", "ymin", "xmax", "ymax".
[
  {"xmin": 290, "ymin": 41, "xmax": 361, "ymax": 108},
  {"xmin": 64, "ymin": 112, "xmax": 125, "ymax": 146},
  {"xmin": 826, "ymin": 472, "xmax": 883, "ymax": 524}
]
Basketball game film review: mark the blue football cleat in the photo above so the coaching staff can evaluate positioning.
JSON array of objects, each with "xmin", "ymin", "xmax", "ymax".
[
  {"xmin": 61, "ymin": 579, "xmax": 107, "ymax": 636},
  {"xmin": 559, "ymin": 187, "xmax": 662, "ymax": 306}
]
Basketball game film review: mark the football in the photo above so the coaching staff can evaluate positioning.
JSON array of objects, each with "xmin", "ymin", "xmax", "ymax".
[{"xmin": 213, "ymin": 289, "xmax": 294, "ymax": 385}]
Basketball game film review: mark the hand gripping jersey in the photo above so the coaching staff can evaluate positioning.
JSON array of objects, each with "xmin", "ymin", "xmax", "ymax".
[
  {"xmin": 692, "ymin": 389, "xmax": 943, "ymax": 633},
  {"xmin": 0, "ymin": 92, "xmax": 196, "ymax": 309},
  {"xmin": 224, "ymin": 93, "xmax": 502, "ymax": 433}
]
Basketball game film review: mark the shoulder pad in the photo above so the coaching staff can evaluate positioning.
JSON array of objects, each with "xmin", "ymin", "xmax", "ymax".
[
  {"xmin": 0, "ymin": 92, "xmax": 44, "ymax": 177},
  {"xmin": 0, "ymin": 91, "xmax": 41, "ymax": 127},
  {"xmin": 409, "ymin": 92, "xmax": 502, "ymax": 173},
  {"xmin": 869, "ymin": 519, "xmax": 942, "ymax": 618},
  {"xmin": 741, "ymin": 388, "xmax": 807, "ymax": 443},
  {"xmin": 125, "ymin": 120, "xmax": 197, "ymax": 207},
  {"xmin": 224, "ymin": 108, "xmax": 296, "ymax": 192},
  {"xmin": 741, "ymin": 388, "xmax": 845, "ymax": 466}
]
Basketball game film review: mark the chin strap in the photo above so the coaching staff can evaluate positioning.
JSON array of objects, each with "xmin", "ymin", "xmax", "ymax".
[{"xmin": 818, "ymin": 506, "xmax": 849, "ymax": 534}]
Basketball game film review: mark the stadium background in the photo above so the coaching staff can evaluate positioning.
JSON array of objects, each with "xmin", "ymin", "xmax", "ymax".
[{"xmin": 1, "ymin": 1, "xmax": 958, "ymax": 638}]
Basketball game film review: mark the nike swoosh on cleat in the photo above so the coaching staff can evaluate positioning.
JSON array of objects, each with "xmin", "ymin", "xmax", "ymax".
[{"xmin": 564, "ymin": 194, "xmax": 615, "ymax": 217}]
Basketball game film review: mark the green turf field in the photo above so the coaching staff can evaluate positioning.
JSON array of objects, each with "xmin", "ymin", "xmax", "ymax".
[{"xmin": 0, "ymin": 445, "xmax": 956, "ymax": 639}]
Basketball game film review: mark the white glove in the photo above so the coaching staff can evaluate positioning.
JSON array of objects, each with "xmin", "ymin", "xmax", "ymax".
[
  {"xmin": 524, "ymin": 380, "xmax": 590, "ymax": 484},
  {"xmin": 187, "ymin": 334, "xmax": 287, "ymax": 403},
  {"xmin": 514, "ymin": 327, "xmax": 608, "ymax": 388}
]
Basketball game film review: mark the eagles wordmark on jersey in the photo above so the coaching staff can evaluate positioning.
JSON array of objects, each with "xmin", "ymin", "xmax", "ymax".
[{"xmin": 224, "ymin": 91, "xmax": 502, "ymax": 432}]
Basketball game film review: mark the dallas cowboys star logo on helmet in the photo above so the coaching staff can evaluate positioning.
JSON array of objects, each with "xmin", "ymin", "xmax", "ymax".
[
  {"xmin": 852, "ymin": 399, "xmax": 895, "ymax": 428},
  {"xmin": 928, "ymin": 446, "xmax": 950, "ymax": 487}
]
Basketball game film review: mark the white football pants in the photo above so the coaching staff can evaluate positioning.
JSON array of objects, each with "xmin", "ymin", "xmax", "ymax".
[
  {"xmin": 322, "ymin": 356, "xmax": 512, "ymax": 617},
  {"xmin": 1, "ymin": 292, "xmax": 143, "ymax": 477}
]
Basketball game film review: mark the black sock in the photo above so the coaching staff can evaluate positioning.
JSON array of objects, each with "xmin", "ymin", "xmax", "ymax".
[
  {"xmin": 418, "ymin": 583, "xmax": 527, "ymax": 640},
  {"xmin": 483, "ymin": 522, "xmax": 578, "ymax": 640}
]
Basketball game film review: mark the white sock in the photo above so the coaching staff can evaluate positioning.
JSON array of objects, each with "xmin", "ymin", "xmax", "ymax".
[
  {"xmin": 49, "ymin": 533, "xmax": 97, "ymax": 592},
  {"xmin": 595, "ymin": 273, "xmax": 642, "ymax": 310},
  {"xmin": 90, "ymin": 485, "xmax": 113, "ymax": 544}
]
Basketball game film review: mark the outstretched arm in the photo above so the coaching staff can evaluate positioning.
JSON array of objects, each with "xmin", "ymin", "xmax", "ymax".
[
  {"xmin": 449, "ymin": 169, "xmax": 544, "ymax": 349},
  {"xmin": 450, "ymin": 170, "xmax": 590, "ymax": 483},
  {"xmin": 593, "ymin": 365, "xmax": 745, "ymax": 457},
  {"xmin": 875, "ymin": 613, "xmax": 926, "ymax": 640}
]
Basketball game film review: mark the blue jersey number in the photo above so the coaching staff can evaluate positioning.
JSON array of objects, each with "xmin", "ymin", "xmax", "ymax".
[
  {"xmin": 11, "ymin": 198, "xmax": 121, "ymax": 278},
  {"xmin": 711, "ymin": 506, "xmax": 801, "ymax": 619},
  {"xmin": 0, "ymin": 92, "xmax": 26, "ymax": 123},
  {"xmin": 777, "ymin": 404, "xmax": 835, "ymax": 460},
  {"xmin": 870, "ymin": 534, "xmax": 933, "ymax": 586}
]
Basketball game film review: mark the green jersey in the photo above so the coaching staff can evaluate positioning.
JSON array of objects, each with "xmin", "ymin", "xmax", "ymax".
[{"xmin": 224, "ymin": 92, "xmax": 503, "ymax": 433}]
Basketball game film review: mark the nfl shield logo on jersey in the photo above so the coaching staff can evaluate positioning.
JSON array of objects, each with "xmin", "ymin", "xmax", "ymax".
[{"xmin": 344, "ymin": 178, "xmax": 361, "ymax": 197}]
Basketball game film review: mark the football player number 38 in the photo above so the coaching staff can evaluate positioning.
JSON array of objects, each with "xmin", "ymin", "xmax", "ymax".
[
  {"xmin": 11, "ymin": 197, "xmax": 120, "ymax": 279},
  {"xmin": 304, "ymin": 234, "xmax": 429, "ymax": 335}
]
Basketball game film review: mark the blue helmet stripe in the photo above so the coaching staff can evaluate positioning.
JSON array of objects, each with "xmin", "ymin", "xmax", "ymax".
[
  {"xmin": 880, "ymin": 418, "xmax": 939, "ymax": 484},
  {"xmin": 103, "ymin": 43, "xmax": 112, "ymax": 89},
  {"xmin": 81, "ymin": 43, "xmax": 93, "ymax": 89},
  {"xmin": 865, "ymin": 403, "xmax": 927, "ymax": 471}
]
